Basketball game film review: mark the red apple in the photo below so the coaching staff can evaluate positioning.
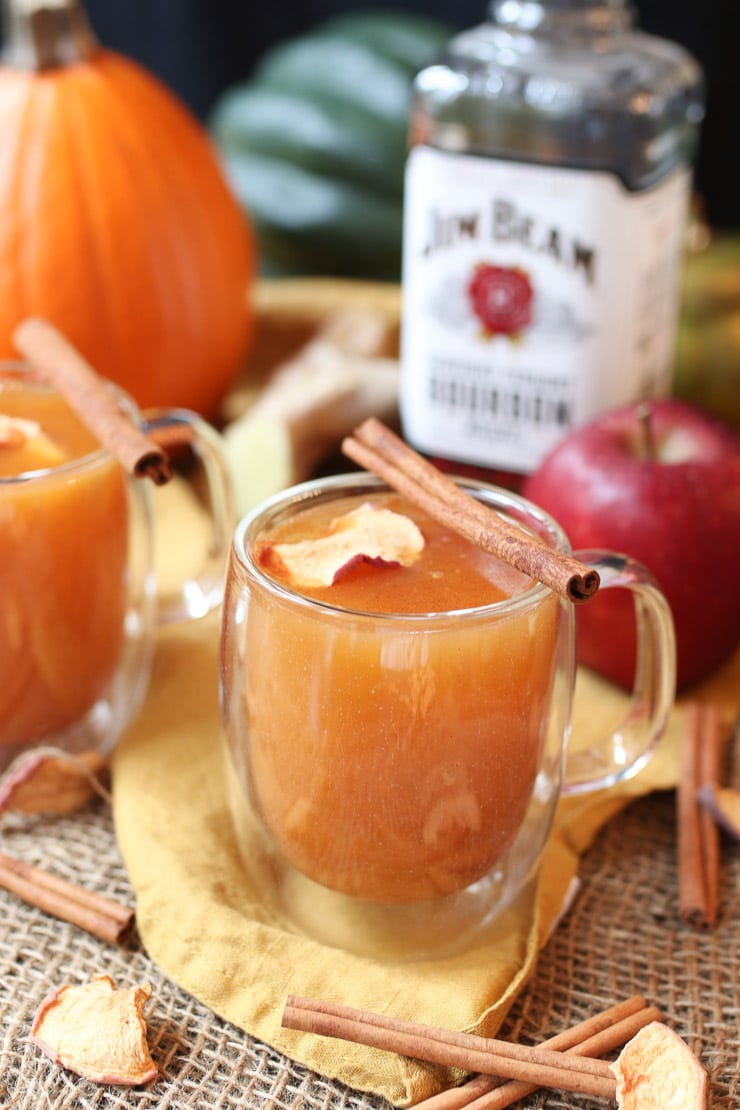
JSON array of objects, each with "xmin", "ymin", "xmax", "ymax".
[{"xmin": 523, "ymin": 399, "xmax": 740, "ymax": 691}]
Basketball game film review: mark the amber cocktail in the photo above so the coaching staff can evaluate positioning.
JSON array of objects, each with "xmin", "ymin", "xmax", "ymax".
[
  {"xmin": 221, "ymin": 473, "xmax": 675, "ymax": 957},
  {"xmin": 1, "ymin": 363, "xmax": 233, "ymax": 767},
  {"xmin": 1, "ymin": 377, "xmax": 132, "ymax": 752},
  {"xmin": 221, "ymin": 475, "xmax": 576, "ymax": 954}
]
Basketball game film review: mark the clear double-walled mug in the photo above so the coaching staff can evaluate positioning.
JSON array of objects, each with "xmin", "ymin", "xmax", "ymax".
[
  {"xmin": 220, "ymin": 473, "xmax": 675, "ymax": 959},
  {"xmin": 0, "ymin": 362, "xmax": 233, "ymax": 770}
]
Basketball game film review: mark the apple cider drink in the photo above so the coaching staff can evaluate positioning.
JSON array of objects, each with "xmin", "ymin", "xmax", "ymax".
[
  {"xmin": 0, "ymin": 381, "xmax": 128, "ymax": 750},
  {"xmin": 222, "ymin": 483, "xmax": 562, "ymax": 905}
]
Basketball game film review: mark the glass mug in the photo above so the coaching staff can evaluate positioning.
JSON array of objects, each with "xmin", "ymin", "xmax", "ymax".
[
  {"xmin": 0, "ymin": 362, "xmax": 233, "ymax": 770},
  {"xmin": 220, "ymin": 473, "xmax": 675, "ymax": 959}
]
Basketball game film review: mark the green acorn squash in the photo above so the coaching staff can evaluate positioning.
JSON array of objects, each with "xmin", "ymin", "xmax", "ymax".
[
  {"xmin": 674, "ymin": 233, "xmax": 740, "ymax": 431},
  {"xmin": 209, "ymin": 9, "xmax": 452, "ymax": 280}
]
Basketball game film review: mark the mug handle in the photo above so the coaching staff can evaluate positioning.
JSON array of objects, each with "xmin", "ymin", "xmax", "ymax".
[
  {"xmin": 142, "ymin": 408, "xmax": 235, "ymax": 624},
  {"xmin": 562, "ymin": 550, "xmax": 676, "ymax": 795}
]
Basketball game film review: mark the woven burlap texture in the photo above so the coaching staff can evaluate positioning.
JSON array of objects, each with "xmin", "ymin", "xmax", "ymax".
[
  {"xmin": 1, "ymin": 761, "xmax": 738, "ymax": 1107},
  {"xmin": 100, "ymin": 610, "xmax": 737, "ymax": 1107}
]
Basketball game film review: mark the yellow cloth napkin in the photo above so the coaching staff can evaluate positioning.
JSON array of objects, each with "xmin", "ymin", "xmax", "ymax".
[{"xmin": 111, "ymin": 605, "xmax": 740, "ymax": 1106}]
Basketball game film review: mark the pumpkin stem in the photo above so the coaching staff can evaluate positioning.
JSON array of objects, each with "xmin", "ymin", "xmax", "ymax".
[{"xmin": 2, "ymin": 0, "xmax": 99, "ymax": 70}]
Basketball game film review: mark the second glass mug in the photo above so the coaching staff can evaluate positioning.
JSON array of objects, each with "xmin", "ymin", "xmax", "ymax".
[
  {"xmin": 220, "ymin": 473, "xmax": 676, "ymax": 960},
  {"xmin": 0, "ymin": 362, "xmax": 233, "ymax": 771}
]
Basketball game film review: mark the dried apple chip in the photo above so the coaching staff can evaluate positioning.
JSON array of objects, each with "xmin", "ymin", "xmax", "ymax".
[
  {"xmin": 30, "ymin": 975, "xmax": 158, "ymax": 1086},
  {"xmin": 0, "ymin": 414, "xmax": 66, "ymax": 467},
  {"xmin": 0, "ymin": 414, "xmax": 42, "ymax": 447},
  {"xmin": 610, "ymin": 1021, "xmax": 707, "ymax": 1109},
  {"xmin": 261, "ymin": 501, "xmax": 425, "ymax": 588},
  {"xmin": 0, "ymin": 748, "xmax": 109, "ymax": 815}
]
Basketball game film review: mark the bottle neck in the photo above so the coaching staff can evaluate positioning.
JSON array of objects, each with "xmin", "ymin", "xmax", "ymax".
[{"xmin": 487, "ymin": 0, "xmax": 633, "ymax": 40}]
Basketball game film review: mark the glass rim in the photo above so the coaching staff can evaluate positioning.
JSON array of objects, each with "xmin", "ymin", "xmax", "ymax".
[
  {"xmin": 231, "ymin": 471, "xmax": 572, "ymax": 623},
  {"xmin": 0, "ymin": 359, "xmax": 134, "ymax": 484}
]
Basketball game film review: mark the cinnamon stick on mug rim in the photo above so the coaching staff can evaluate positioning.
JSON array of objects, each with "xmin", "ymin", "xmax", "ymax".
[
  {"xmin": 282, "ymin": 995, "xmax": 616, "ymax": 1100},
  {"xmin": 12, "ymin": 317, "xmax": 172, "ymax": 484},
  {"xmin": 341, "ymin": 418, "xmax": 600, "ymax": 603}
]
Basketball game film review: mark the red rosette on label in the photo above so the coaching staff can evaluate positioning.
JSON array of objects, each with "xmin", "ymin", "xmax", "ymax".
[{"xmin": 468, "ymin": 263, "xmax": 533, "ymax": 337}]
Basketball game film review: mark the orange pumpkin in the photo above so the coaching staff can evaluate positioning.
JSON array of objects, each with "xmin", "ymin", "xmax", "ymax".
[{"xmin": 0, "ymin": 0, "xmax": 255, "ymax": 416}]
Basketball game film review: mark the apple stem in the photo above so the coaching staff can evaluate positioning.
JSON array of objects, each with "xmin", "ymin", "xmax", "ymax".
[{"xmin": 635, "ymin": 402, "xmax": 656, "ymax": 462}]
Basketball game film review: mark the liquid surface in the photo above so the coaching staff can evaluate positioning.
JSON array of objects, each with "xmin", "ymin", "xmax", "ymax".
[
  {"xmin": 0, "ymin": 386, "xmax": 102, "ymax": 476},
  {"xmin": 254, "ymin": 492, "xmax": 534, "ymax": 614}
]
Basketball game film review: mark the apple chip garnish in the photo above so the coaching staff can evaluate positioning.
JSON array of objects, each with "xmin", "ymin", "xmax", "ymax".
[
  {"xmin": 0, "ymin": 414, "xmax": 40, "ymax": 447},
  {"xmin": 610, "ymin": 1021, "xmax": 707, "ymax": 1109},
  {"xmin": 30, "ymin": 975, "xmax": 158, "ymax": 1086},
  {"xmin": 261, "ymin": 502, "xmax": 425, "ymax": 588},
  {"xmin": 0, "ymin": 414, "xmax": 65, "ymax": 466},
  {"xmin": 697, "ymin": 784, "xmax": 740, "ymax": 840}
]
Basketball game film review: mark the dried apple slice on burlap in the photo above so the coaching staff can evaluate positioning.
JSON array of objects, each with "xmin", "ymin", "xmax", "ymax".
[
  {"xmin": 30, "ymin": 975, "xmax": 158, "ymax": 1086},
  {"xmin": 610, "ymin": 1021, "xmax": 707, "ymax": 1109},
  {"xmin": 0, "ymin": 748, "xmax": 108, "ymax": 815}
]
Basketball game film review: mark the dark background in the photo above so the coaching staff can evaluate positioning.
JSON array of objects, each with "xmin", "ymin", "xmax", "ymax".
[{"xmin": 7, "ymin": 1, "xmax": 739, "ymax": 228}]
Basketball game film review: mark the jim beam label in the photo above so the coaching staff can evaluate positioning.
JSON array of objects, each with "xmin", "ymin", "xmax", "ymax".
[{"xmin": 400, "ymin": 146, "xmax": 691, "ymax": 474}]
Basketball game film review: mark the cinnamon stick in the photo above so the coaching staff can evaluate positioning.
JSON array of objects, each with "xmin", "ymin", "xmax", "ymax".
[
  {"xmin": 0, "ymin": 851, "xmax": 134, "ymax": 945},
  {"xmin": 678, "ymin": 702, "xmax": 707, "ymax": 927},
  {"xmin": 697, "ymin": 704, "xmax": 725, "ymax": 926},
  {"xmin": 678, "ymin": 701, "xmax": 727, "ymax": 928},
  {"xmin": 282, "ymin": 995, "xmax": 616, "ymax": 1100},
  {"xmin": 12, "ymin": 317, "xmax": 172, "ymax": 484},
  {"xmin": 341, "ymin": 418, "xmax": 599, "ymax": 603},
  {"xmin": 147, "ymin": 420, "xmax": 196, "ymax": 450},
  {"xmin": 426, "ymin": 1004, "xmax": 663, "ymax": 1110},
  {"xmin": 415, "ymin": 995, "xmax": 654, "ymax": 1110}
]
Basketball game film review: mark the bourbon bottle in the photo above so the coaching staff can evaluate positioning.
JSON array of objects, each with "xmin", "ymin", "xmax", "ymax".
[{"xmin": 399, "ymin": 0, "xmax": 704, "ymax": 485}]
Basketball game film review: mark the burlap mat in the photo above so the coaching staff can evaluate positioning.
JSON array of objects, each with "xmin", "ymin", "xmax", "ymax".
[{"xmin": 1, "ymin": 750, "xmax": 738, "ymax": 1107}]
